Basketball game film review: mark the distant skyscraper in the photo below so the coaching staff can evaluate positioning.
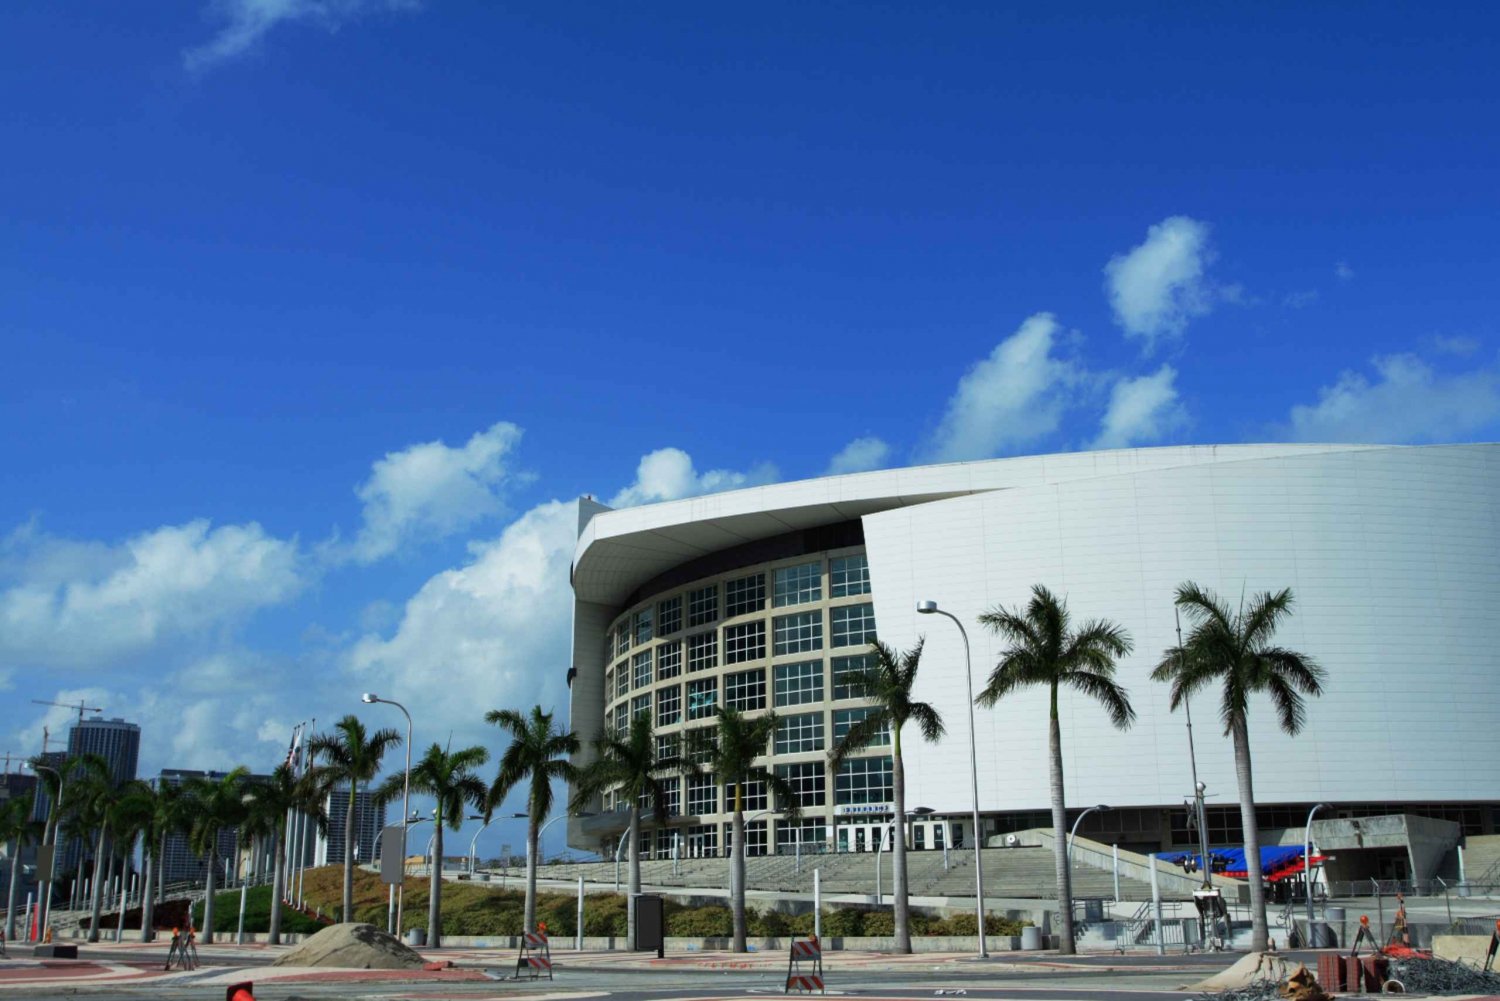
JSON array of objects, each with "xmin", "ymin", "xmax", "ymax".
[
  {"xmin": 0, "ymin": 769, "xmax": 41, "ymax": 900},
  {"xmin": 154, "ymin": 769, "xmax": 274, "ymax": 883},
  {"xmin": 68, "ymin": 717, "xmax": 141, "ymax": 787},
  {"xmin": 315, "ymin": 784, "xmax": 387, "ymax": 868}
]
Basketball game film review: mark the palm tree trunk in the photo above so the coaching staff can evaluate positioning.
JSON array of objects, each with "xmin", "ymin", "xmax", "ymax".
[
  {"xmin": 87, "ymin": 826, "xmax": 108, "ymax": 942},
  {"xmin": 269, "ymin": 829, "xmax": 286, "ymax": 945},
  {"xmin": 343, "ymin": 781, "xmax": 357, "ymax": 923},
  {"xmin": 139, "ymin": 848, "xmax": 156, "ymax": 943},
  {"xmin": 427, "ymin": 824, "xmax": 442, "ymax": 948},
  {"xmin": 157, "ymin": 831, "xmax": 166, "ymax": 901},
  {"xmin": 891, "ymin": 728, "xmax": 911, "ymax": 954},
  {"xmin": 202, "ymin": 848, "xmax": 218, "ymax": 944},
  {"xmin": 524, "ymin": 820, "xmax": 540, "ymax": 933},
  {"xmin": 1232, "ymin": 719, "xmax": 1269, "ymax": 951},
  {"xmin": 5, "ymin": 835, "xmax": 21, "ymax": 942},
  {"xmin": 731, "ymin": 785, "xmax": 746, "ymax": 953},
  {"xmin": 1049, "ymin": 693, "xmax": 1076, "ymax": 955},
  {"xmin": 626, "ymin": 806, "xmax": 641, "ymax": 948}
]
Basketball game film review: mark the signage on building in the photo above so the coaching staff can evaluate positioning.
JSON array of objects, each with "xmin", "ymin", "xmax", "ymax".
[{"xmin": 833, "ymin": 803, "xmax": 893, "ymax": 817}]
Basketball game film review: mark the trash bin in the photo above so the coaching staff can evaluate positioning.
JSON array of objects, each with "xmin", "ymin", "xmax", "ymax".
[
  {"xmin": 1021, "ymin": 926, "xmax": 1043, "ymax": 950},
  {"xmin": 1309, "ymin": 921, "xmax": 1337, "ymax": 948},
  {"xmin": 633, "ymin": 894, "xmax": 665, "ymax": 957},
  {"xmin": 1083, "ymin": 899, "xmax": 1105, "ymax": 922},
  {"xmin": 404, "ymin": 928, "xmax": 426, "ymax": 947}
]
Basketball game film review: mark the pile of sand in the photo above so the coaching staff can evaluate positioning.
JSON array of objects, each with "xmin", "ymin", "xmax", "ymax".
[
  {"xmin": 271, "ymin": 923, "xmax": 426, "ymax": 970},
  {"xmin": 1185, "ymin": 951, "xmax": 1296, "ymax": 991}
]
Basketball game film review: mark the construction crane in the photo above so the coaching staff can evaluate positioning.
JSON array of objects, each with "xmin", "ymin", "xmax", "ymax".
[{"xmin": 31, "ymin": 698, "xmax": 104, "ymax": 752}]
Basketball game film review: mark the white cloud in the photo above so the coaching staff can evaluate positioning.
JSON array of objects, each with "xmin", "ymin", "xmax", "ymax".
[
  {"xmin": 925, "ymin": 313, "xmax": 1087, "ymax": 462},
  {"xmin": 1282, "ymin": 290, "xmax": 1319, "ymax": 309},
  {"xmin": 185, "ymin": 0, "xmax": 420, "ymax": 70},
  {"xmin": 344, "ymin": 421, "xmax": 525, "ymax": 563},
  {"xmin": 825, "ymin": 437, "xmax": 892, "ymax": 475},
  {"xmin": 1285, "ymin": 354, "xmax": 1500, "ymax": 443},
  {"xmin": 1104, "ymin": 216, "xmax": 1220, "ymax": 349},
  {"xmin": 1092, "ymin": 365, "xmax": 1187, "ymax": 450},
  {"xmin": 0, "ymin": 520, "xmax": 304, "ymax": 669},
  {"xmin": 1431, "ymin": 334, "xmax": 1480, "ymax": 357},
  {"xmin": 608, "ymin": 448, "xmax": 778, "ymax": 508},
  {"xmin": 1335, "ymin": 261, "xmax": 1355, "ymax": 281}
]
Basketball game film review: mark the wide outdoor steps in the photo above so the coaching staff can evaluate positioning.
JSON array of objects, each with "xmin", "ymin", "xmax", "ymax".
[{"xmin": 1464, "ymin": 834, "xmax": 1500, "ymax": 885}]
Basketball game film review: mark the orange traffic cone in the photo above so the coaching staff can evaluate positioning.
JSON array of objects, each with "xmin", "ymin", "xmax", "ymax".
[{"xmin": 226, "ymin": 982, "xmax": 255, "ymax": 1001}]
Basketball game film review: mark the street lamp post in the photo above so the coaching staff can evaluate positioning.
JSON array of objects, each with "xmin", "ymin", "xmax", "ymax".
[
  {"xmin": 1304, "ymin": 802, "xmax": 1331, "ymax": 944},
  {"xmin": 470, "ymin": 812, "xmax": 526, "ymax": 874},
  {"xmin": 917, "ymin": 600, "xmax": 988, "ymax": 958},
  {"xmin": 24, "ymin": 761, "xmax": 63, "ymax": 943},
  {"xmin": 1067, "ymin": 804, "xmax": 1112, "ymax": 931},
  {"xmin": 362, "ymin": 693, "xmax": 412, "ymax": 935}
]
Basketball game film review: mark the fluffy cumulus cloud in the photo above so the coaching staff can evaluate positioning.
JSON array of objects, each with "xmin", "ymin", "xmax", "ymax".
[
  {"xmin": 184, "ymin": 0, "xmax": 421, "ymax": 70},
  {"xmin": 1105, "ymin": 216, "xmax": 1220, "ymax": 349},
  {"xmin": 608, "ymin": 448, "xmax": 778, "ymax": 508},
  {"xmin": 925, "ymin": 313, "xmax": 1087, "ymax": 462},
  {"xmin": 1092, "ymin": 365, "xmax": 1187, "ymax": 449},
  {"xmin": 825, "ymin": 436, "xmax": 892, "ymax": 475},
  {"xmin": 0, "ymin": 519, "xmax": 304, "ymax": 669},
  {"xmin": 1285, "ymin": 354, "xmax": 1500, "ymax": 443},
  {"xmin": 344, "ymin": 421, "xmax": 525, "ymax": 563}
]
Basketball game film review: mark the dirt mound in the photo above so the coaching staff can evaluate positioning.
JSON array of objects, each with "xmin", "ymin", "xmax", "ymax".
[
  {"xmin": 271, "ymin": 922, "xmax": 426, "ymax": 969},
  {"xmin": 1185, "ymin": 951, "xmax": 1295, "ymax": 992}
]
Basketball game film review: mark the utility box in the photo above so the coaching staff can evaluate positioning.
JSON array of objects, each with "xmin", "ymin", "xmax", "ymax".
[{"xmin": 634, "ymin": 894, "xmax": 665, "ymax": 957}]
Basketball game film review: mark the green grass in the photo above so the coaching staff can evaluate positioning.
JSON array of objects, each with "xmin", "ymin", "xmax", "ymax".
[{"xmin": 190, "ymin": 884, "xmax": 327, "ymax": 935}]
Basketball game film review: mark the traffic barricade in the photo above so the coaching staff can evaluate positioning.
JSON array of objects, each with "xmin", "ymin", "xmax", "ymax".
[{"xmin": 785, "ymin": 933, "xmax": 824, "ymax": 994}]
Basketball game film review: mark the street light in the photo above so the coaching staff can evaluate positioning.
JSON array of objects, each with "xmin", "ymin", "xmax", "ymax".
[
  {"xmin": 917, "ymin": 599, "xmax": 988, "ymax": 958},
  {"xmin": 1304, "ymin": 802, "xmax": 1331, "ymax": 943},
  {"xmin": 362, "ymin": 693, "xmax": 412, "ymax": 935},
  {"xmin": 470, "ymin": 812, "xmax": 526, "ymax": 874},
  {"xmin": 24, "ymin": 761, "xmax": 63, "ymax": 943},
  {"xmin": 1067, "ymin": 805, "xmax": 1113, "ymax": 867}
]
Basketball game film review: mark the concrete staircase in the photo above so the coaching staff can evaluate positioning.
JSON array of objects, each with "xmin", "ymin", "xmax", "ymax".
[{"xmin": 1464, "ymin": 834, "xmax": 1500, "ymax": 885}]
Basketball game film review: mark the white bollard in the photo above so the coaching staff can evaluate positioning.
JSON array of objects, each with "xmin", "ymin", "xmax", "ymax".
[
  {"xmin": 1112, "ymin": 844, "xmax": 1120, "ymax": 902},
  {"xmin": 576, "ymin": 876, "xmax": 584, "ymax": 951},
  {"xmin": 813, "ymin": 868, "xmax": 822, "ymax": 940},
  {"xmin": 1149, "ymin": 852, "xmax": 1165, "ymax": 956}
]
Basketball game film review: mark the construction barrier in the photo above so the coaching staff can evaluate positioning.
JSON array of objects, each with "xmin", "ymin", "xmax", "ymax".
[
  {"xmin": 515, "ymin": 926, "xmax": 553, "ymax": 980},
  {"xmin": 1487, "ymin": 919, "xmax": 1500, "ymax": 973},
  {"xmin": 164, "ymin": 927, "xmax": 199, "ymax": 971},
  {"xmin": 785, "ymin": 933, "xmax": 824, "ymax": 994}
]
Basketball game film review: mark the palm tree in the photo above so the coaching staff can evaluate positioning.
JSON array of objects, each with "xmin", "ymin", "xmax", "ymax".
[
  {"xmin": 571, "ymin": 710, "xmax": 692, "ymax": 949},
  {"xmin": 828, "ymin": 640, "xmax": 945, "ymax": 954},
  {"xmin": 183, "ymin": 768, "xmax": 249, "ymax": 944},
  {"xmin": 483, "ymin": 706, "xmax": 579, "ymax": 934},
  {"xmin": 151, "ymin": 780, "xmax": 195, "ymax": 922},
  {"xmin": 2, "ymin": 791, "xmax": 40, "ymax": 942},
  {"xmin": 1152, "ymin": 582, "xmax": 1325, "ymax": 951},
  {"xmin": 378, "ymin": 743, "xmax": 488, "ymax": 948},
  {"xmin": 240, "ymin": 763, "xmax": 329, "ymax": 944},
  {"xmin": 978, "ymin": 584, "xmax": 1135, "ymax": 956},
  {"xmin": 104, "ymin": 781, "xmax": 157, "ymax": 942},
  {"xmin": 691, "ymin": 707, "xmax": 797, "ymax": 953},
  {"xmin": 310, "ymin": 715, "xmax": 403, "ymax": 923},
  {"xmin": 67, "ymin": 755, "xmax": 116, "ymax": 943}
]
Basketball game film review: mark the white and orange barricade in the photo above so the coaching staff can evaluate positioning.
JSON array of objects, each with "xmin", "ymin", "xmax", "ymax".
[
  {"xmin": 785, "ymin": 933, "xmax": 824, "ymax": 994},
  {"xmin": 515, "ymin": 925, "xmax": 553, "ymax": 980}
]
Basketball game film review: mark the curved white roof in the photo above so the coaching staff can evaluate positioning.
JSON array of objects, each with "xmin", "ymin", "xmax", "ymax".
[{"xmin": 572, "ymin": 443, "xmax": 1385, "ymax": 606}]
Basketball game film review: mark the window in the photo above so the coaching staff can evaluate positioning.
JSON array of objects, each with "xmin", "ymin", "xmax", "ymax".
[
  {"xmin": 631, "ymin": 693, "xmax": 651, "ymax": 722},
  {"xmin": 634, "ymin": 607, "xmax": 654, "ymax": 645},
  {"xmin": 730, "ymin": 819, "xmax": 769, "ymax": 857},
  {"xmin": 687, "ymin": 774, "xmax": 717, "ymax": 815},
  {"xmin": 657, "ymin": 685, "xmax": 681, "ymax": 727},
  {"xmin": 738, "ymin": 779, "xmax": 768, "ymax": 813},
  {"xmin": 774, "ymin": 562, "xmax": 821, "ymax": 607},
  {"xmin": 657, "ymin": 641, "xmax": 682, "ymax": 679},
  {"xmin": 835, "ymin": 755, "xmax": 893, "ymax": 806},
  {"xmin": 656, "ymin": 731, "xmax": 679, "ymax": 761},
  {"xmin": 774, "ymin": 660, "xmax": 824, "ymax": 707},
  {"xmin": 687, "ymin": 632, "xmax": 717, "ymax": 672},
  {"xmin": 834, "ymin": 707, "xmax": 890, "ymax": 745},
  {"xmin": 612, "ymin": 703, "xmax": 629, "ymax": 737},
  {"xmin": 616, "ymin": 623, "xmax": 632, "ymax": 657},
  {"xmin": 658, "ymin": 595, "xmax": 682, "ymax": 636},
  {"xmin": 615, "ymin": 667, "xmax": 630, "ymax": 699},
  {"xmin": 773, "ymin": 611, "xmax": 823, "ymax": 655},
  {"xmin": 686, "ymin": 824, "xmax": 717, "ymax": 856},
  {"xmin": 604, "ymin": 669, "xmax": 614, "ymax": 701},
  {"xmin": 687, "ymin": 678, "xmax": 718, "ymax": 720},
  {"xmin": 725, "ymin": 669, "xmax": 766, "ymax": 712},
  {"xmin": 685, "ymin": 727, "xmax": 715, "ymax": 763},
  {"xmin": 659, "ymin": 778, "xmax": 680, "ymax": 818},
  {"xmin": 657, "ymin": 828, "xmax": 676, "ymax": 855},
  {"xmin": 776, "ymin": 819, "xmax": 827, "ymax": 852},
  {"xmin": 776, "ymin": 762, "xmax": 826, "ymax": 808},
  {"xmin": 831, "ymin": 603, "xmax": 877, "ymax": 648},
  {"xmin": 688, "ymin": 585, "xmax": 718, "ymax": 627},
  {"xmin": 632, "ymin": 649, "xmax": 652, "ymax": 689},
  {"xmin": 774, "ymin": 712, "xmax": 824, "ymax": 754},
  {"xmin": 832, "ymin": 654, "xmax": 874, "ymax": 700},
  {"xmin": 725, "ymin": 573, "xmax": 766, "ymax": 617},
  {"xmin": 724, "ymin": 621, "xmax": 766, "ymax": 664},
  {"xmin": 830, "ymin": 554, "xmax": 870, "ymax": 597}
]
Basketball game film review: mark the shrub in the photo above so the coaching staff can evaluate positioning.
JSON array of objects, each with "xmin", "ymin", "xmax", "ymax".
[
  {"xmin": 666, "ymin": 906, "xmax": 732, "ymax": 937},
  {"xmin": 819, "ymin": 907, "xmax": 863, "ymax": 936},
  {"xmin": 750, "ymin": 908, "xmax": 790, "ymax": 936}
]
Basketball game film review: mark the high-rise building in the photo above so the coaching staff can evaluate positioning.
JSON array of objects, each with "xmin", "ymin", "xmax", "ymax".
[
  {"xmin": 154, "ymin": 769, "xmax": 273, "ymax": 884},
  {"xmin": 315, "ymin": 784, "xmax": 387, "ymax": 867},
  {"xmin": 67, "ymin": 717, "xmax": 141, "ymax": 787},
  {"xmin": 0, "ymin": 769, "xmax": 40, "ymax": 901}
]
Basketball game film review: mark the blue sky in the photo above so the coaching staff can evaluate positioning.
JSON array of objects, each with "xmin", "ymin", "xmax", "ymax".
[{"xmin": 3, "ymin": 2, "xmax": 1498, "ymax": 854}]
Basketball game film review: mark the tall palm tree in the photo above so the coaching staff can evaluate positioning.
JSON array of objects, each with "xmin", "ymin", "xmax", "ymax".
[
  {"xmin": 310, "ymin": 715, "xmax": 403, "ymax": 923},
  {"xmin": 67, "ymin": 755, "xmax": 117, "ymax": 944},
  {"xmin": 829, "ymin": 640, "xmax": 945, "ymax": 954},
  {"xmin": 484, "ymin": 706, "xmax": 579, "ymax": 934},
  {"xmin": 378, "ymin": 743, "xmax": 488, "ymax": 948},
  {"xmin": 691, "ymin": 707, "xmax": 797, "ymax": 953},
  {"xmin": 978, "ymin": 584, "xmax": 1135, "ymax": 956},
  {"xmin": 1152, "ymin": 582, "xmax": 1325, "ymax": 951},
  {"xmin": 151, "ymin": 780, "xmax": 194, "ymax": 914},
  {"xmin": 240, "ymin": 763, "xmax": 328, "ymax": 944},
  {"xmin": 2, "ymin": 791, "xmax": 40, "ymax": 942},
  {"xmin": 184, "ymin": 768, "xmax": 249, "ymax": 944},
  {"xmin": 104, "ymin": 781, "xmax": 156, "ymax": 942},
  {"xmin": 571, "ymin": 710, "xmax": 693, "ymax": 948}
]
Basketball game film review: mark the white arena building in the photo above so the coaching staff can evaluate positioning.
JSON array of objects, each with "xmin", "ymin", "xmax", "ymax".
[{"xmin": 567, "ymin": 443, "xmax": 1500, "ymax": 883}]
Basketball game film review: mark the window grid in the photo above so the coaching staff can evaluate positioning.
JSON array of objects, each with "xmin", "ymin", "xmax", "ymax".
[
  {"xmin": 832, "ymin": 654, "xmax": 874, "ymax": 700},
  {"xmin": 612, "ymin": 703, "xmax": 629, "ymax": 737},
  {"xmin": 835, "ymin": 755, "xmax": 894, "ymax": 806},
  {"xmin": 831, "ymin": 603, "xmax": 877, "ymax": 648},
  {"xmin": 687, "ymin": 632, "xmax": 718, "ymax": 672},
  {"xmin": 724, "ymin": 574, "xmax": 766, "ymax": 618},
  {"xmin": 656, "ymin": 732, "xmax": 679, "ymax": 761},
  {"xmin": 773, "ymin": 562, "xmax": 822, "ymax": 607},
  {"xmin": 776, "ymin": 762, "xmax": 826, "ymax": 808},
  {"xmin": 738, "ymin": 779, "xmax": 768, "ymax": 813},
  {"xmin": 686, "ymin": 824, "xmax": 717, "ymax": 856},
  {"xmin": 773, "ymin": 611, "xmax": 823, "ymax": 656},
  {"xmin": 632, "ymin": 649, "xmax": 652, "ymax": 689},
  {"xmin": 724, "ymin": 621, "xmax": 766, "ymax": 664},
  {"xmin": 631, "ymin": 693, "xmax": 651, "ymax": 722},
  {"xmin": 687, "ymin": 774, "xmax": 717, "ymax": 815},
  {"xmin": 685, "ymin": 728, "xmax": 715, "ymax": 764},
  {"xmin": 634, "ymin": 608, "xmax": 653, "ymax": 645},
  {"xmin": 774, "ymin": 660, "xmax": 824, "ymax": 707},
  {"xmin": 830, "ymin": 554, "xmax": 871, "ymax": 597},
  {"xmin": 774, "ymin": 712, "xmax": 825, "ymax": 755},
  {"xmin": 725, "ymin": 669, "xmax": 767, "ymax": 712},
  {"xmin": 688, "ymin": 585, "xmax": 718, "ymax": 627},
  {"xmin": 737, "ymin": 820, "xmax": 769, "ymax": 857},
  {"xmin": 776, "ymin": 820, "xmax": 827, "ymax": 851},
  {"xmin": 659, "ymin": 778, "xmax": 680, "ymax": 818},
  {"xmin": 658, "ymin": 596, "xmax": 682, "ymax": 636},
  {"xmin": 657, "ymin": 685, "xmax": 681, "ymax": 726},
  {"xmin": 657, "ymin": 641, "xmax": 682, "ymax": 679},
  {"xmin": 615, "ymin": 667, "xmax": 630, "ymax": 700},
  {"xmin": 687, "ymin": 678, "xmax": 718, "ymax": 720},
  {"xmin": 834, "ymin": 707, "xmax": 889, "ymax": 745},
  {"xmin": 616, "ymin": 624, "xmax": 632, "ymax": 657}
]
